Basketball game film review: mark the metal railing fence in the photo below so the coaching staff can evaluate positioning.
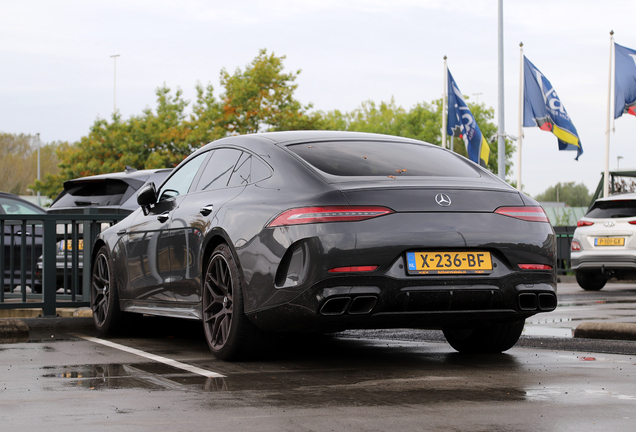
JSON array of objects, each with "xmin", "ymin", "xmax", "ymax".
[{"xmin": 0, "ymin": 210, "xmax": 126, "ymax": 316}]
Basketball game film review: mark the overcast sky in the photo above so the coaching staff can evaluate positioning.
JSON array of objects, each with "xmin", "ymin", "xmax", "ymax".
[{"xmin": 2, "ymin": 0, "xmax": 636, "ymax": 197}]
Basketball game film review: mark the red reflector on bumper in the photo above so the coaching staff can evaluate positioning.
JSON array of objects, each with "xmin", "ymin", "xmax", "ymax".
[
  {"xmin": 518, "ymin": 264, "xmax": 553, "ymax": 270},
  {"xmin": 328, "ymin": 266, "xmax": 378, "ymax": 273}
]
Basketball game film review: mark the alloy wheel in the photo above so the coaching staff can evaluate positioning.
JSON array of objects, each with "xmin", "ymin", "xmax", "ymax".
[
  {"xmin": 92, "ymin": 252, "xmax": 111, "ymax": 327},
  {"xmin": 203, "ymin": 253, "xmax": 234, "ymax": 351}
]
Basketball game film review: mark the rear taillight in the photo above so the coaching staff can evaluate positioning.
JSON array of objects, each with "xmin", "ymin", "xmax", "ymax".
[
  {"xmin": 494, "ymin": 206, "xmax": 549, "ymax": 222},
  {"xmin": 629, "ymin": 220, "xmax": 636, "ymax": 225},
  {"xmin": 518, "ymin": 264, "xmax": 553, "ymax": 270},
  {"xmin": 577, "ymin": 220, "xmax": 594, "ymax": 227},
  {"xmin": 571, "ymin": 240, "xmax": 581, "ymax": 251},
  {"xmin": 267, "ymin": 206, "xmax": 394, "ymax": 227}
]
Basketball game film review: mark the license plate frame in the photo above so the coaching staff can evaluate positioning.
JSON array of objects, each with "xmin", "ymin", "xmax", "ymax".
[
  {"xmin": 594, "ymin": 237, "xmax": 624, "ymax": 247},
  {"xmin": 406, "ymin": 251, "xmax": 493, "ymax": 275}
]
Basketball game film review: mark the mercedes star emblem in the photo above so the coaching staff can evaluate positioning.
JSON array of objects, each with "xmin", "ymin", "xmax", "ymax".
[{"xmin": 435, "ymin": 193, "xmax": 451, "ymax": 207}]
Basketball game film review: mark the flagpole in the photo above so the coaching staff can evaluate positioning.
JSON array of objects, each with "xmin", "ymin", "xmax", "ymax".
[
  {"xmin": 604, "ymin": 30, "xmax": 615, "ymax": 198},
  {"xmin": 517, "ymin": 42, "xmax": 524, "ymax": 191},
  {"xmin": 442, "ymin": 56, "xmax": 448, "ymax": 150},
  {"xmin": 497, "ymin": 0, "xmax": 506, "ymax": 180}
]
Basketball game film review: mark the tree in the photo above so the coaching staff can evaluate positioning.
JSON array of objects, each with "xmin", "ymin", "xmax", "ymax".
[
  {"xmin": 534, "ymin": 182, "xmax": 591, "ymax": 207},
  {"xmin": 218, "ymin": 49, "xmax": 322, "ymax": 134},
  {"xmin": 0, "ymin": 133, "xmax": 60, "ymax": 196}
]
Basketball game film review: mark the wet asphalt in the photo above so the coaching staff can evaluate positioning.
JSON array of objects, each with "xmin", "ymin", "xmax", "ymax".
[{"xmin": 1, "ymin": 280, "xmax": 636, "ymax": 430}]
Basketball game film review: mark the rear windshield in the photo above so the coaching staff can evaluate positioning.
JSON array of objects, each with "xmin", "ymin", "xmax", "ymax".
[
  {"xmin": 53, "ymin": 179, "xmax": 130, "ymax": 207},
  {"xmin": 287, "ymin": 141, "xmax": 480, "ymax": 178},
  {"xmin": 586, "ymin": 199, "xmax": 636, "ymax": 218}
]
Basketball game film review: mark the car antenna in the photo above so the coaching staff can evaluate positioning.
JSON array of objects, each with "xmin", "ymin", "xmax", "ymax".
[{"xmin": 125, "ymin": 166, "xmax": 137, "ymax": 174}]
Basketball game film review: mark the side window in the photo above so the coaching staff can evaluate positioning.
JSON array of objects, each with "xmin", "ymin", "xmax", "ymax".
[
  {"xmin": 196, "ymin": 148, "xmax": 243, "ymax": 192},
  {"xmin": 251, "ymin": 157, "xmax": 272, "ymax": 182},
  {"xmin": 0, "ymin": 198, "xmax": 43, "ymax": 215},
  {"xmin": 227, "ymin": 153, "xmax": 251, "ymax": 187},
  {"xmin": 158, "ymin": 152, "xmax": 208, "ymax": 202}
]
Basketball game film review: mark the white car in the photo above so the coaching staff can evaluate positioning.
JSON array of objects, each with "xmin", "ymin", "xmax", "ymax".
[{"xmin": 571, "ymin": 192, "xmax": 636, "ymax": 290}]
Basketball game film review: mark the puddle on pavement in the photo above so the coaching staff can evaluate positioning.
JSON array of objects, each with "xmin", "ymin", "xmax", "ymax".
[{"xmin": 41, "ymin": 363, "xmax": 219, "ymax": 391}]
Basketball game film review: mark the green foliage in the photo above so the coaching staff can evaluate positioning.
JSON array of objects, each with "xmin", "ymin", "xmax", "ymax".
[
  {"xmin": 534, "ymin": 182, "xmax": 591, "ymax": 207},
  {"xmin": 0, "ymin": 133, "xmax": 60, "ymax": 196},
  {"xmin": 554, "ymin": 208, "xmax": 573, "ymax": 226}
]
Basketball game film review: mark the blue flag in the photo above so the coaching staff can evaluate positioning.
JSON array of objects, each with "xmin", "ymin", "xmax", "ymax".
[
  {"xmin": 446, "ymin": 69, "xmax": 490, "ymax": 167},
  {"xmin": 523, "ymin": 56, "xmax": 583, "ymax": 160},
  {"xmin": 614, "ymin": 43, "xmax": 636, "ymax": 119}
]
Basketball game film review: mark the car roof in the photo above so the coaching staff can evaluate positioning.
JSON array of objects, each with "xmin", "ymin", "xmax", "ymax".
[
  {"xmin": 0, "ymin": 191, "xmax": 47, "ymax": 214},
  {"xmin": 204, "ymin": 130, "xmax": 429, "ymax": 148},
  {"xmin": 62, "ymin": 168, "xmax": 173, "ymax": 186},
  {"xmin": 595, "ymin": 192, "xmax": 636, "ymax": 202}
]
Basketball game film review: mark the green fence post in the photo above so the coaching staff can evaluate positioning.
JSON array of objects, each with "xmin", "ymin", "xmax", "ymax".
[{"xmin": 42, "ymin": 218, "xmax": 58, "ymax": 317}]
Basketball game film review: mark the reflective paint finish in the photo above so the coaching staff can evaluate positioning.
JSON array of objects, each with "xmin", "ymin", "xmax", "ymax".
[{"xmin": 94, "ymin": 131, "xmax": 556, "ymax": 344}]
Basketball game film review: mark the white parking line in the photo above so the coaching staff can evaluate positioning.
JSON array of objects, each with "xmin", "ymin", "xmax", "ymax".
[{"xmin": 75, "ymin": 335, "xmax": 226, "ymax": 378}]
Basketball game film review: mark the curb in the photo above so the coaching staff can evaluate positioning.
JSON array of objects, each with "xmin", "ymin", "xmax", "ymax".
[{"xmin": 574, "ymin": 322, "xmax": 636, "ymax": 341}]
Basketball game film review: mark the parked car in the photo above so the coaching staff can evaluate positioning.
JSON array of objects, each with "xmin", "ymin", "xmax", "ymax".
[
  {"xmin": 41, "ymin": 168, "xmax": 173, "ymax": 290},
  {"xmin": 47, "ymin": 167, "xmax": 174, "ymax": 215},
  {"xmin": 0, "ymin": 192, "xmax": 46, "ymax": 293},
  {"xmin": 571, "ymin": 192, "xmax": 636, "ymax": 290},
  {"xmin": 91, "ymin": 131, "xmax": 557, "ymax": 360}
]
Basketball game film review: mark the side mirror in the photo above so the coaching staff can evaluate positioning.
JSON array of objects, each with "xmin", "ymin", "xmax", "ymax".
[{"xmin": 137, "ymin": 182, "xmax": 157, "ymax": 207}]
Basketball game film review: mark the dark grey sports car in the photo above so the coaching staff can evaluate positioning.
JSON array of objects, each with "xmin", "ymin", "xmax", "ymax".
[{"xmin": 91, "ymin": 131, "xmax": 557, "ymax": 360}]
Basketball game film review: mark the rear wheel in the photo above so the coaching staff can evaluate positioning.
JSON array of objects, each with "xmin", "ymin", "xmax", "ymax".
[
  {"xmin": 442, "ymin": 320, "xmax": 525, "ymax": 353},
  {"xmin": 575, "ymin": 270, "xmax": 606, "ymax": 291},
  {"xmin": 91, "ymin": 246, "xmax": 133, "ymax": 335},
  {"xmin": 202, "ymin": 244, "xmax": 263, "ymax": 361}
]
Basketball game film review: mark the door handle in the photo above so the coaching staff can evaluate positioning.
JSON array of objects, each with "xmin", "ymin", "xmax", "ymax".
[
  {"xmin": 157, "ymin": 211, "xmax": 170, "ymax": 223},
  {"xmin": 199, "ymin": 205, "xmax": 214, "ymax": 216}
]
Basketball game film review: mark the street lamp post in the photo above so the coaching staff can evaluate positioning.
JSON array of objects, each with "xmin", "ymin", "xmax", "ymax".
[
  {"xmin": 36, "ymin": 133, "xmax": 41, "ymax": 207},
  {"xmin": 110, "ymin": 54, "xmax": 120, "ymax": 113}
]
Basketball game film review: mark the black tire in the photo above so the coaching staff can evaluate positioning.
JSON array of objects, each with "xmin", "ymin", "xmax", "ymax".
[
  {"xmin": 575, "ymin": 270, "xmax": 606, "ymax": 291},
  {"xmin": 202, "ymin": 244, "xmax": 264, "ymax": 361},
  {"xmin": 91, "ymin": 246, "xmax": 130, "ymax": 335},
  {"xmin": 442, "ymin": 320, "xmax": 525, "ymax": 354}
]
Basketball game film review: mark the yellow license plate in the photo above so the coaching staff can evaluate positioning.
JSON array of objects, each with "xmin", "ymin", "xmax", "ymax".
[
  {"xmin": 406, "ymin": 251, "xmax": 493, "ymax": 275},
  {"xmin": 595, "ymin": 237, "xmax": 624, "ymax": 246},
  {"xmin": 61, "ymin": 239, "xmax": 84, "ymax": 251}
]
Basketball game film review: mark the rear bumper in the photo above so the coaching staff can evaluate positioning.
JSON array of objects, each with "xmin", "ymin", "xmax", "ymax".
[
  {"xmin": 249, "ymin": 270, "xmax": 557, "ymax": 333},
  {"xmin": 571, "ymin": 253, "xmax": 636, "ymax": 270}
]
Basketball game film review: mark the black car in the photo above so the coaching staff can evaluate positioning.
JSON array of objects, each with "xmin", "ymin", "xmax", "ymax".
[
  {"xmin": 91, "ymin": 131, "xmax": 557, "ymax": 360},
  {"xmin": 43, "ymin": 168, "xmax": 173, "ymax": 291},
  {"xmin": 0, "ymin": 192, "xmax": 46, "ymax": 292},
  {"xmin": 48, "ymin": 167, "xmax": 174, "ymax": 215}
]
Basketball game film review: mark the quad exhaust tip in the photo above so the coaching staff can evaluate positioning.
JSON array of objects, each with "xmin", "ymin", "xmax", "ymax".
[
  {"xmin": 320, "ymin": 295, "xmax": 378, "ymax": 316},
  {"xmin": 518, "ymin": 292, "xmax": 557, "ymax": 312}
]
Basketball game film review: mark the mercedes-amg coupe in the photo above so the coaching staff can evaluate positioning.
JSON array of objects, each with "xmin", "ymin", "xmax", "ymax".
[{"xmin": 91, "ymin": 131, "xmax": 557, "ymax": 360}]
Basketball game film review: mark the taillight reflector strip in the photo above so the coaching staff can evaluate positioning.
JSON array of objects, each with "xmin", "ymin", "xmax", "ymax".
[
  {"xmin": 495, "ymin": 206, "xmax": 549, "ymax": 223},
  {"xmin": 518, "ymin": 264, "xmax": 553, "ymax": 270},
  {"xmin": 571, "ymin": 240, "xmax": 581, "ymax": 251},
  {"xmin": 268, "ymin": 206, "xmax": 394, "ymax": 227},
  {"xmin": 328, "ymin": 266, "xmax": 378, "ymax": 273}
]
